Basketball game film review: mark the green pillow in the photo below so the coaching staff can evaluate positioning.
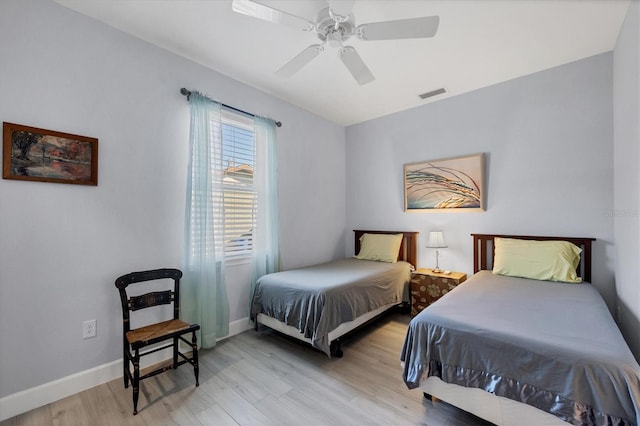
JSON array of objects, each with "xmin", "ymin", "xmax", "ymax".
[
  {"xmin": 354, "ymin": 233, "xmax": 403, "ymax": 263},
  {"xmin": 492, "ymin": 237, "xmax": 582, "ymax": 283}
]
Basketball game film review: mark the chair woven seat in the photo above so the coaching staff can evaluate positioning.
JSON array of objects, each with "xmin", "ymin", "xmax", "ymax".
[{"xmin": 126, "ymin": 319, "xmax": 193, "ymax": 345}]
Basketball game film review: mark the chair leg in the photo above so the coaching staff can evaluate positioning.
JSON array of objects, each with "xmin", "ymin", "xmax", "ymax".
[
  {"xmin": 123, "ymin": 347, "xmax": 129, "ymax": 389},
  {"xmin": 173, "ymin": 336, "xmax": 179, "ymax": 369},
  {"xmin": 132, "ymin": 349, "xmax": 140, "ymax": 415},
  {"xmin": 192, "ymin": 331, "xmax": 199, "ymax": 386}
]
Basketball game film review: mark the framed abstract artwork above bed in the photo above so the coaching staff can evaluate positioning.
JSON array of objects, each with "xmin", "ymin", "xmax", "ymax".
[{"xmin": 404, "ymin": 153, "xmax": 485, "ymax": 211}]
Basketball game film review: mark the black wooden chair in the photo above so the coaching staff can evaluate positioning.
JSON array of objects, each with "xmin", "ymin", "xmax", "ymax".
[{"xmin": 115, "ymin": 268, "xmax": 200, "ymax": 415}]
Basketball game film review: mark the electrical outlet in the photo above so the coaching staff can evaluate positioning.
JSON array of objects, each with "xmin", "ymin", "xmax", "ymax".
[{"xmin": 82, "ymin": 319, "xmax": 97, "ymax": 339}]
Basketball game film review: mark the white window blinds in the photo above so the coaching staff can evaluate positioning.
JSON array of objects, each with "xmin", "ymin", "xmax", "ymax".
[{"xmin": 221, "ymin": 108, "xmax": 256, "ymax": 259}]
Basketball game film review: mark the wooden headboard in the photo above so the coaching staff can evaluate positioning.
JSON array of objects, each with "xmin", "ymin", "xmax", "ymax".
[
  {"xmin": 471, "ymin": 234, "xmax": 596, "ymax": 283},
  {"xmin": 354, "ymin": 230, "xmax": 419, "ymax": 268}
]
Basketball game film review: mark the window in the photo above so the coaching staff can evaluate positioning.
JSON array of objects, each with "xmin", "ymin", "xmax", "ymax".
[{"xmin": 221, "ymin": 108, "xmax": 256, "ymax": 260}]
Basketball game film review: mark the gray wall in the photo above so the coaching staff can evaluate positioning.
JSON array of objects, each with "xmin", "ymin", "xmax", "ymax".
[
  {"xmin": 613, "ymin": 1, "xmax": 640, "ymax": 358},
  {"xmin": 345, "ymin": 53, "xmax": 616, "ymax": 312},
  {"xmin": 0, "ymin": 0, "xmax": 345, "ymax": 398}
]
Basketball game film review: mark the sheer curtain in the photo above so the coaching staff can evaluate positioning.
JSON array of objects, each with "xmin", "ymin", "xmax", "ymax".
[
  {"xmin": 182, "ymin": 92, "xmax": 229, "ymax": 348},
  {"xmin": 250, "ymin": 116, "xmax": 281, "ymax": 306}
]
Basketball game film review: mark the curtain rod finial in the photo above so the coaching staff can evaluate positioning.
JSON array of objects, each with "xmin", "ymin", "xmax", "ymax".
[{"xmin": 180, "ymin": 88, "xmax": 191, "ymax": 97}]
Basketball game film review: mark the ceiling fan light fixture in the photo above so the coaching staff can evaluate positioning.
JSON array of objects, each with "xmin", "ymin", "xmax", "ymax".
[{"xmin": 326, "ymin": 29, "xmax": 343, "ymax": 47}]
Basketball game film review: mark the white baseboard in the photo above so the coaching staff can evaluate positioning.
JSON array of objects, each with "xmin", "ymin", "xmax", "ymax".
[
  {"xmin": 0, "ymin": 317, "xmax": 253, "ymax": 421},
  {"xmin": 225, "ymin": 316, "xmax": 253, "ymax": 340}
]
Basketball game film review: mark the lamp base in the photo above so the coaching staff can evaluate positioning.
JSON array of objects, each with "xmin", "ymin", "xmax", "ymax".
[{"xmin": 431, "ymin": 267, "xmax": 443, "ymax": 274}]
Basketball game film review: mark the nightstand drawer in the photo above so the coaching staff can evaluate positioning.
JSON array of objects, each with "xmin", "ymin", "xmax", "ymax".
[{"xmin": 410, "ymin": 269, "xmax": 466, "ymax": 316}]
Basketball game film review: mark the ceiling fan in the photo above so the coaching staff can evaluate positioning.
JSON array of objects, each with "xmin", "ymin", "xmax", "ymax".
[{"xmin": 231, "ymin": 0, "xmax": 439, "ymax": 85}]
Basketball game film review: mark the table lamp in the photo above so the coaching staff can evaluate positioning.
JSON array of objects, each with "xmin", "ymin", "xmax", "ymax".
[{"xmin": 426, "ymin": 231, "xmax": 447, "ymax": 273}]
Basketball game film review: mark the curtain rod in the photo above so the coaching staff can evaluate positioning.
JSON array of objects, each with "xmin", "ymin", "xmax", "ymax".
[{"xmin": 180, "ymin": 88, "xmax": 282, "ymax": 128}]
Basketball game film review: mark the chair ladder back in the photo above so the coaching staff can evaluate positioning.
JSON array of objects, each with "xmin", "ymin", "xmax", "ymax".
[
  {"xmin": 113, "ymin": 267, "xmax": 198, "ymax": 415},
  {"xmin": 128, "ymin": 290, "xmax": 174, "ymax": 311},
  {"xmin": 115, "ymin": 268, "xmax": 183, "ymax": 332}
]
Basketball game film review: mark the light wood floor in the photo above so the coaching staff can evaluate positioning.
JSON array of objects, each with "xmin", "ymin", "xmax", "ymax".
[{"xmin": 2, "ymin": 312, "xmax": 492, "ymax": 426}]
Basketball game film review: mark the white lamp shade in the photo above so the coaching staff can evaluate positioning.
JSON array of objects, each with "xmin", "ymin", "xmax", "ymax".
[{"xmin": 426, "ymin": 231, "xmax": 447, "ymax": 248}]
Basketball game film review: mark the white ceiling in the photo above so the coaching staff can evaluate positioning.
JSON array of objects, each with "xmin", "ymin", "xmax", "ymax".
[{"xmin": 54, "ymin": 0, "xmax": 630, "ymax": 126}]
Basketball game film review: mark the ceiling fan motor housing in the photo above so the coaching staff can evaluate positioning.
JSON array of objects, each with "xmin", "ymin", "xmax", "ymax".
[{"xmin": 315, "ymin": 7, "xmax": 354, "ymax": 46}]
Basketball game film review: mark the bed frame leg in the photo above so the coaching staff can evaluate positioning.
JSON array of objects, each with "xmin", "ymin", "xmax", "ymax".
[{"xmin": 330, "ymin": 340, "xmax": 343, "ymax": 358}]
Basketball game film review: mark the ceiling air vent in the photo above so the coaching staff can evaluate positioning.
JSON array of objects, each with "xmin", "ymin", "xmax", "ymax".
[{"xmin": 419, "ymin": 88, "xmax": 447, "ymax": 100}]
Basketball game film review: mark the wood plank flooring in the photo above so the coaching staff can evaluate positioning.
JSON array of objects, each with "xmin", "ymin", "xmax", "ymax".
[{"xmin": 2, "ymin": 312, "xmax": 492, "ymax": 426}]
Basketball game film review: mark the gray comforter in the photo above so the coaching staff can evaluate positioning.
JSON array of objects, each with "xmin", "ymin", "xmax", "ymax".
[
  {"xmin": 251, "ymin": 258, "xmax": 412, "ymax": 356},
  {"xmin": 401, "ymin": 270, "xmax": 640, "ymax": 425}
]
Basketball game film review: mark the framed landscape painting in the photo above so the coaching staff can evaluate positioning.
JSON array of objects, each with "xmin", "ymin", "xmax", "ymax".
[
  {"xmin": 3, "ymin": 122, "xmax": 98, "ymax": 186},
  {"xmin": 404, "ymin": 153, "xmax": 485, "ymax": 211}
]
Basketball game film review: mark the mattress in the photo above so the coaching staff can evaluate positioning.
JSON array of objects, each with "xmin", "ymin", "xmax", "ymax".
[
  {"xmin": 401, "ymin": 270, "xmax": 640, "ymax": 425},
  {"xmin": 250, "ymin": 258, "xmax": 412, "ymax": 356}
]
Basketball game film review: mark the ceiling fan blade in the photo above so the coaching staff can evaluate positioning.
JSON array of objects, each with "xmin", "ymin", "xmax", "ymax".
[
  {"xmin": 232, "ymin": 0, "xmax": 315, "ymax": 32},
  {"xmin": 339, "ymin": 46, "xmax": 375, "ymax": 86},
  {"xmin": 276, "ymin": 44, "xmax": 325, "ymax": 78},
  {"xmin": 357, "ymin": 16, "xmax": 440, "ymax": 41},
  {"xmin": 328, "ymin": 0, "xmax": 355, "ymax": 18}
]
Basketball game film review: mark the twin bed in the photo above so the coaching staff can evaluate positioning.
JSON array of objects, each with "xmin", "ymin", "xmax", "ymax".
[
  {"xmin": 250, "ymin": 230, "xmax": 640, "ymax": 425},
  {"xmin": 250, "ymin": 230, "xmax": 417, "ymax": 357},
  {"xmin": 402, "ymin": 234, "xmax": 640, "ymax": 426}
]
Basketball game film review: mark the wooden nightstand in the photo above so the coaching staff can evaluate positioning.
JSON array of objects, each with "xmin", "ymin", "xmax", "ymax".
[{"xmin": 410, "ymin": 268, "xmax": 467, "ymax": 316}]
